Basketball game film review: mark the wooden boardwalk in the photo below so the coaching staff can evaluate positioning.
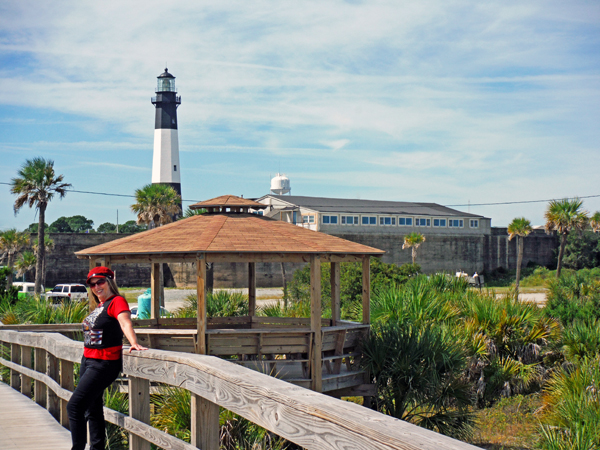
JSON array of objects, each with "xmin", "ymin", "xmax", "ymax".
[{"xmin": 0, "ymin": 381, "xmax": 72, "ymax": 450}]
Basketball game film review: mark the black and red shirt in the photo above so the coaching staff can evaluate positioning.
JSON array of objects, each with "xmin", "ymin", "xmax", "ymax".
[{"xmin": 82, "ymin": 295, "xmax": 130, "ymax": 360}]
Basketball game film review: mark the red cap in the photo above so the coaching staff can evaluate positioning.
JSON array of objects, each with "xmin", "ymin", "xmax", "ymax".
[{"xmin": 86, "ymin": 266, "xmax": 114, "ymax": 284}]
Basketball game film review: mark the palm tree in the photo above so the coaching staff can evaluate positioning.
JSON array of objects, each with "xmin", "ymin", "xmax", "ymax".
[
  {"xmin": 590, "ymin": 211, "xmax": 600, "ymax": 233},
  {"xmin": 11, "ymin": 157, "xmax": 71, "ymax": 294},
  {"xmin": 131, "ymin": 184, "xmax": 182, "ymax": 229},
  {"xmin": 544, "ymin": 198, "xmax": 589, "ymax": 278},
  {"xmin": 14, "ymin": 251, "xmax": 36, "ymax": 280},
  {"xmin": 32, "ymin": 236, "xmax": 55, "ymax": 288},
  {"xmin": 0, "ymin": 229, "xmax": 30, "ymax": 288},
  {"xmin": 402, "ymin": 232, "xmax": 425, "ymax": 264},
  {"xmin": 507, "ymin": 217, "xmax": 532, "ymax": 292}
]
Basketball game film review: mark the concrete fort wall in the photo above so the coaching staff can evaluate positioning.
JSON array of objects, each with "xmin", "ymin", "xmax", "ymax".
[
  {"xmin": 332, "ymin": 228, "xmax": 557, "ymax": 274},
  {"xmin": 24, "ymin": 229, "xmax": 557, "ymax": 290}
]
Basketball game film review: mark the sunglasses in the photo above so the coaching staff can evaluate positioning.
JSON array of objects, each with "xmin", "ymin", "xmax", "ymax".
[{"xmin": 88, "ymin": 279, "xmax": 107, "ymax": 288}]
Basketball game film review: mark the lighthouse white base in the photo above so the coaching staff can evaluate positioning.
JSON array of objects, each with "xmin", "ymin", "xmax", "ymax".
[{"xmin": 152, "ymin": 128, "xmax": 181, "ymax": 184}]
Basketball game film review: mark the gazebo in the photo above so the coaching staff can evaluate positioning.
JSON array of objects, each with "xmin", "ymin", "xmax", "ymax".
[{"xmin": 76, "ymin": 195, "xmax": 385, "ymax": 393}]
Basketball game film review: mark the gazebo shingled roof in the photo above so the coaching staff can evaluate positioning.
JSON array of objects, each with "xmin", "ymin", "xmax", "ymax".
[
  {"xmin": 189, "ymin": 194, "xmax": 267, "ymax": 211},
  {"xmin": 75, "ymin": 211, "xmax": 384, "ymax": 258}
]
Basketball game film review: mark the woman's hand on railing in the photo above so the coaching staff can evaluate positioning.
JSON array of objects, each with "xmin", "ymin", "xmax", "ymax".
[{"xmin": 128, "ymin": 343, "xmax": 148, "ymax": 352}]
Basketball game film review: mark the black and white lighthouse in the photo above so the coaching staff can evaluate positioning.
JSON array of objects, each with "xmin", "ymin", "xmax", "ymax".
[{"xmin": 151, "ymin": 68, "xmax": 182, "ymax": 198}]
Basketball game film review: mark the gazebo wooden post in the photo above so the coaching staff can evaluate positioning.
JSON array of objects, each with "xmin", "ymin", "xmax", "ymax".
[
  {"xmin": 330, "ymin": 261, "xmax": 341, "ymax": 326},
  {"xmin": 362, "ymin": 256, "xmax": 371, "ymax": 325},
  {"xmin": 196, "ymin": 254, "xmax": 207, "ymax": 354},
  {"xmin": 88, "ymin": 258, "xmax": 96, "ymax": 311},
  {"xmin": 151, "ymin": 262, "xmax": 161, "ymax": 321},
  {"xmin": 310, "ymin": 254, "xmax": 322, "ymax": 392},
  {"xmin": 248, "ymin": 262, "xmax": 256, "ymax": 317}
]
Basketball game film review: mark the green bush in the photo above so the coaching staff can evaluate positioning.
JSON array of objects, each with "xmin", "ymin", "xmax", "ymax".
[
  {"xmin": 285, "ymin": 260, "xmax": 420, "ymax": 307},
  {"xmin": 545, "ymin": 272, "xmax": 600, "ymax": 325}
]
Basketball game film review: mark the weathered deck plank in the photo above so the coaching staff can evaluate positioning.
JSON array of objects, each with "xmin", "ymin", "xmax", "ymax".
[{"xmin": 0, "ymin": 381, "xmax": 72, "ymax": 450}]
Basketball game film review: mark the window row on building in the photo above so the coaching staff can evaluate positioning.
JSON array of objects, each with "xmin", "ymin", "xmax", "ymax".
[{"xmin": 318, "ymin": 214, "xmax": 479, "ymax": 228}]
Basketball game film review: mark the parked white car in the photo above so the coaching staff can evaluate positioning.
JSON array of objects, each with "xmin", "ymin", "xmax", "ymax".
[
  {"xmin": 46, "ymin": 284, "xmax": 89, "ymax": 303},
  {"xmin": 130, "ymin": 305, "xmax": 169, "ymax": 319}
]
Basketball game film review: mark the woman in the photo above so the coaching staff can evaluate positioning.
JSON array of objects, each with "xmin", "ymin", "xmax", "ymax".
[{"xmin": 67, "ymin": 266, "xmax": 147, "ymax": 450}]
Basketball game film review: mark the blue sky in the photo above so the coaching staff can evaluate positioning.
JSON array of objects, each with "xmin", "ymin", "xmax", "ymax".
[{"xmin": 1, "ymin": 0, "xmax": 599, "ymax": 231}]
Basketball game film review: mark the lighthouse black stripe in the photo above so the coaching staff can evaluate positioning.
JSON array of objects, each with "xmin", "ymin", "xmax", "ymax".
[{"xmin": 152, "ymin": 92, "xmax": 180, "ymax": 130}]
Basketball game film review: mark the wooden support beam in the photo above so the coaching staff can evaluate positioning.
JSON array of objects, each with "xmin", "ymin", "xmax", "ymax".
[
  {"xmin": 191, "ymin": 393, "xmax": 219, "ymax": 450},
  {"xmin": 10, "ymin": 343, "xmax": 20, "ymax": 391},
  {"xmin": 196, "ymin": 254, "xmax": 207, "ymax": 354},
  {"xmin": 88, "ymin": 258, "xmax": 96, "ymax": 312},
  {"xmin": 20, "ymin": 345, "xmax": 32, "ymax": 397},
  {"xmin": 100, "ymin": 256, "xmax": 111, "ymax": 269},
  {"xmin": 34, "ymin": 347, "xmax": 47, "ymax": 407},
  {"xmin": 362, "ymin": 256, "xmax": 371, "ymax": 325},
  {"xmin": 129, "ymin": 376, "xmax": 150, "ymax": 450},
  {"xmin": 47, "ymin": 352, "xmax": 60, "ymax": 420},
  {"xmin": 151, "ymin": 262, "xmax": 161, "ymax": 321},
  {"xmin": 310, "ymin": 254, "xmax": 322, "ymax": 392},
  {"xmin": 60, "ymin": 360, "xmax": 74, "ymax": 428},
  {"xmin": 330, "ymin": 262, "xmax": 341, "ymax": 326},
  {"xmin": 248, "ymin": 262, "xmax": 256, "ymax": 317}
]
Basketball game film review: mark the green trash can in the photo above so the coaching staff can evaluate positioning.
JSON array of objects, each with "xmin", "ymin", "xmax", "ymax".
[{"xmin": 137, "ymin": 288, "xmax": 152, "ymax": 319}]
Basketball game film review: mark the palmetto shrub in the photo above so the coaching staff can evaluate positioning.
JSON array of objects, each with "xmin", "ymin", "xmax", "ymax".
[
  {"xmin": 538, "ymin": 356, "xmax": 600, "ymax": 449},
  {"xmin": 0, "ymin": 295, "xmax": 88, "ymax": 325},
  {"xmin": 370, "ymin": 275, "xmax": 462, "ymax": 326},
  {"xmin": 360, "ymin": 321, "xmax": 475, "ymax": 440},
  {"xmin": 174, "ymin": 291, "xmax": 248, "ymax": 318},
  {"xmin": 545, "ymin": 272, "xmax": 600, "ymax": 325},
  {"xmin": 562, "ymin": 319, "xmax": 600, "ymax": 362},
  {"xmin": 459, "ymin": 293, "xmax": 560, "ymax": 407}
]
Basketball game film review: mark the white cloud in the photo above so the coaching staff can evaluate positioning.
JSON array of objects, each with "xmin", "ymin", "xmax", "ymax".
[{"xmin": 0, "ymin": 0, "xmax": 599, "ymax": 230}]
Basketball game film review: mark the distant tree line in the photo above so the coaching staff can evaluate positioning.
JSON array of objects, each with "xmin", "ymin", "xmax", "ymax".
[{"xmin": 25, "ymin": 216, "xmax": 146, "ymax": 234}]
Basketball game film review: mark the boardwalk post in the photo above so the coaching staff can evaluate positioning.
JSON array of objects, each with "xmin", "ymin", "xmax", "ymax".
[
  {"xmin": 20, "ymin": 345, "xmax": 32, "ymax": 397},
  {"xmin": 191, "ymin": 393, "xmax": 219, "ymax": 450},
  {"xmin": 248, "ymin": 262, "xmax": 256, "ymax": 317},
  {"xmin": 10, "ymin": 343, "xmax": 21, "ymax": 391},
  {"xmin": 47, "ymin": 352, "xmax": 60, "ymax": 420},
  {"xmin": 60, "ymin": 359, "xmax": 74, "ymax": 428},
  {"xmin": 129, "ymin": 376, "xmax": 150, "ymax": 450},
  {"xmin": 310, "ymin": 254, "xmax": 322, "ymax": 392},
  {"xmin": 196, "ymin": 254, "xmax": 207, "ymax": 354},
  {"xmin": 34, "ymin": 347, "xmax": 47, "ymax": 407},
  {"xmin": 330, "ymin": 261, "xmax": 341, "ymax": 326}
]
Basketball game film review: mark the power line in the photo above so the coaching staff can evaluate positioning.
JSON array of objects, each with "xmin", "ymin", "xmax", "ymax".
[
  {"xmin": 1, "ymin": 181, "xmax": 599, "ymax": 208},
  {"xmin": 446, "ymin": 194, "xmax": 600, "ymax": 207},
  {"xmin": 0, "ymin": 182, "xmax": 200, "ymax": 204}
]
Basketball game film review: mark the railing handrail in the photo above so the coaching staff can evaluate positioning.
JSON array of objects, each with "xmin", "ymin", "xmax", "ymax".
[{"xmin": 0, "ymin": 329, "xmax": 480, "ymax": 450}]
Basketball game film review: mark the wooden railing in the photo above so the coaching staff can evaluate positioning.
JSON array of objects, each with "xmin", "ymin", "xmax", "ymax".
[{"xmin": 0, "ymin": 329, "xmax": 481, "ymax": 450}]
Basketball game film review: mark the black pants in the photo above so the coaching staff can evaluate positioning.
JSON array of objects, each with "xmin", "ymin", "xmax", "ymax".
[{"xmin": 67, "ymin": 357, "xmax": 122, "ymax": 450}]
